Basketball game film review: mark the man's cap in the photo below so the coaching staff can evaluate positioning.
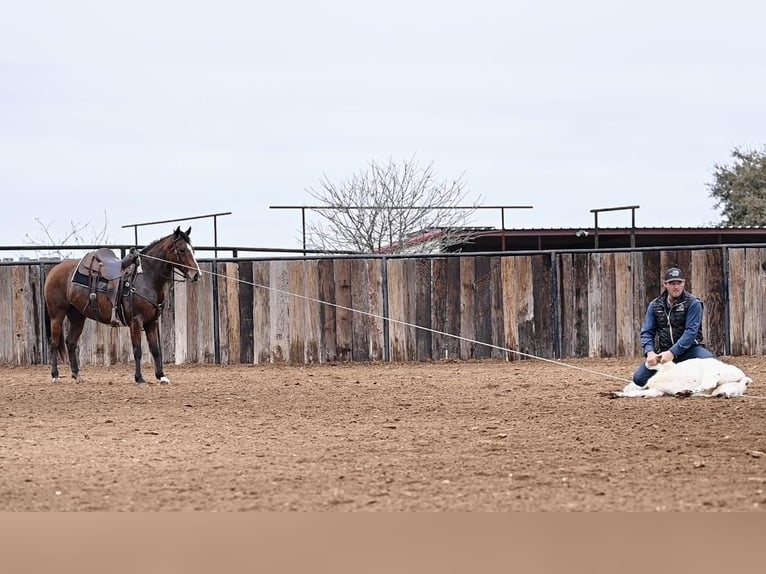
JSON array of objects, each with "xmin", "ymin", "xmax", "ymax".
[{"xmin": 664, "ymin": 267, "xmax": 685, "ymax": 282}]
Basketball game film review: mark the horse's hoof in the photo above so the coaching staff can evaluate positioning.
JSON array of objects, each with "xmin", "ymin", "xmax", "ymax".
[
  {"xmin": 674, "ymin": 390, "xmax": 693, "ymax": 398},
  {"xmin": 159, "ymin": 376, "xmax": 170, "ymax": 385},
  {"xmin": 51, "ymin": 377, "xmax": 59, "ymax": 383}
]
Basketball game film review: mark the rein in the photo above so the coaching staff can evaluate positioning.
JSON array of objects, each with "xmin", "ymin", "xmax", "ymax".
[
  {"xmin": 138, "ymin": 237, "xmax": 193, "ymax": 283},
  {"xmin": 125, "ymin": 237, "xmax": 196, "ymax": 311}
]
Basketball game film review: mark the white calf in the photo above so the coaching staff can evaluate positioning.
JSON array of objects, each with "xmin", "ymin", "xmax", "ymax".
[{"xmin": 612, "ymin": 358, "xmax": 752, "ymax": 399}]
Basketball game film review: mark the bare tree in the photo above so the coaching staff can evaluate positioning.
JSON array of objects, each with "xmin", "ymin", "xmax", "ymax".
[
  {"xmin": 23, "ymin": 212, "xmax": 111, "ymax": 260},
  {"xmin": 305, "ymin": 157, "xmax": 483, "ymax": 253}
]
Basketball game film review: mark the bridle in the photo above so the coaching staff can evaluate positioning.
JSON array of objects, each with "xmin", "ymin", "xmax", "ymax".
[
  {"xmin": 137, "ymin": 235, "xmax": 196, "ymax": 282},
  {"xmin": 168, "ymin": 235, "xmax": 197, "ymax": 280}
]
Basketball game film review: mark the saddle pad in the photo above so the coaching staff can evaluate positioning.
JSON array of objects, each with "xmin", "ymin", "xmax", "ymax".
[{"xmin": 71, "ymin": 268, "xmax": 110, "ymax": 291}]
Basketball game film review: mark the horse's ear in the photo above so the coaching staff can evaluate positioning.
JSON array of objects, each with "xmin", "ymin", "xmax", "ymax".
[
  {"xmin": 173, "ymin": 226, "xmax": 181, "ymax": 236},
  {"xmin": 185, "ymin": 227, "xmax": 192, "ymax": 236}
]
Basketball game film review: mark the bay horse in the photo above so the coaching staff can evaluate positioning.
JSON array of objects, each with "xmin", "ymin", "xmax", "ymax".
[{"xmin": 44, "ymin": 226, "xmax": 201, "ymax": 384}]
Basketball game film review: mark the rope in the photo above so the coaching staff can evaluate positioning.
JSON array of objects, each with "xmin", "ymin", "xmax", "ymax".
[
  {"xmin": 161, "ymin": 257, "xmax": 634, "ymax": 385},
  {"xmin": 159, "ymin": 257, "xmax": 766, "ymax": 396}
]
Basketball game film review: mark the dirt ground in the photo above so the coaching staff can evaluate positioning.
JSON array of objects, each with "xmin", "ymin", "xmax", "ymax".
[{"xmin": 1, "ymin": 356, "xmax": 766, "ymax": 511}]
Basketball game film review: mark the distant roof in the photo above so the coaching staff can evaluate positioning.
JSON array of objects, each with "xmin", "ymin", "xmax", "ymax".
[
  {"xmin": 377, "ymin": 225, "xmax": 766, "ymax": 253},
  {"xmin": 456, "ymin": 226, "xmax": 766, "ymax": 251}
]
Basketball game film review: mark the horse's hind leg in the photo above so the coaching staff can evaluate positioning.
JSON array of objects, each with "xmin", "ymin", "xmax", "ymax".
[
  {"xmin": 65, "ymin": 312, "xmax": 86, "ymax": 381},
  {"xmin": 49, "ymin": 313, "xmax": 64, "ymax": 382}
]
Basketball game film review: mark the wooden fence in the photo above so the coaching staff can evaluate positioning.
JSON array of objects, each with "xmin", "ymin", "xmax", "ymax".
[{"xmin": 0, "ymin": 246, "xmax": 763, "ymax": 366}]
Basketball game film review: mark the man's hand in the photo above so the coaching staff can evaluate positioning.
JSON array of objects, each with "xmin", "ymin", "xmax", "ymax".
[
  {"xmin": 645, "ymin": 351, "xmax": 660, "ymax": 367},
  {"xmin": 659, "ymin": 350, "xmax": 675, "ymax": 364}
]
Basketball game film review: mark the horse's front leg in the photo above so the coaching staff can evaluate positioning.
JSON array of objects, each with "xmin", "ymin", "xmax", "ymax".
[
  {"xmin": 129, "ymin": 320, "xmax": 146, "ymax": 384},
  {"xmin": 144, "ymin": 321, "xmax": 169, "ymax": 384}
]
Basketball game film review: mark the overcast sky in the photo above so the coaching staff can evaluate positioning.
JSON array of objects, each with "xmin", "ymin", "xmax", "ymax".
[{"xmin": 2, "ymin": 0, "xmax": 765, "ymax": 253}]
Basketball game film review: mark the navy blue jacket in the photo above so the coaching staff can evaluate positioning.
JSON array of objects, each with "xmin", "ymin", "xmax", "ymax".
[{"xmin": 639, "ymin": 290, "xmax": 705, "ymax": 356}]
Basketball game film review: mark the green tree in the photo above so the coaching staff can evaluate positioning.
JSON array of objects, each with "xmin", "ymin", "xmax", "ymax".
[{"xmin": 708, "ymin": 147, "xmax": 766, "ymax": 226}]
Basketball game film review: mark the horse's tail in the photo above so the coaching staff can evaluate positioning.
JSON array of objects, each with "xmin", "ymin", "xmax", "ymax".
[{"xmin": 43, "ymin": 302, "xmax": 68, "ymax": 363}]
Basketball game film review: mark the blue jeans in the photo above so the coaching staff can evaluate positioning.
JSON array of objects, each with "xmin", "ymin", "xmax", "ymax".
[{"xmin": 632, "ymin": 345, "xmax": 715, "ymax": 387}]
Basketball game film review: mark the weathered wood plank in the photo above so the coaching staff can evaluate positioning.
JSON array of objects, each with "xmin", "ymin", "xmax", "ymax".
[
  {"xmin": 509, "ymin": 256, "xmax": 535, "ymax": 361},
  {"xmin": 531, "ymin": 255, "xmax": 554, "ymax": 359},
  {"xmin": 160, "ymin": 279, "xmax": 176, "ymax": 364},
  {"xmin": 287, "ymin": 260, "xmax": 306, "ymax": 365},
  {"xmin": 558, "ymin": 253, "xmax": 575, "ymax": 357},
  {"xmin": 599, "ymin": 252, "xmax": 616, "ymax": 357},
  {"xmin": 690, "ymin": 249, "xmax": 725, "ymax": 356},
  {"xmin": 77, "ymin": 311, "xmax": 96, "ymax": 367},
  {"xmin": 93, "ymin": 322, "xmax": 108, "ymax": 366},
  {"xmin": 219, "ymin": 262, "xmax": 240, "ymax": 365},
  {"xmin": 489, "ymin": 257, "xmax": 505, "ymax": 360},
  {"xmin": 269, "ymin": 260, "xmax": 290, "ymax": 363},
  {"xmin": 173, "ymin": 270, "xmax": 189, "ymax": 364},
  {"xmin": 366, "ymin": 258, "xmax": 385, "ymax": 362},
  {"xmin": 572, "ymin": 253, "xmax": 590, "ymax": 358},
  {"xmin": 702, "ymin": 249, "xmax": 725, "ymax": 356},
  {"xmin": 303, "ymin": 260, "xmax": 322, "ymax": 364},
  {"xmin": 236, "ymin": 261, "xmax": 254, "ymax": 364},
  {"xmin": 195, "ymin": 262, "xmax": 215, "ymax": 364},
  {"xmin": 728, "ymin": 248, "xmax": 745, "ymax": 355},
  {"xmin": 473, "ymin": 256, "xmax": 492, "ymax": 360},
  {"xmin": 614, "ymin": 252, "xmax": 634, "ymax": 356},
  {"xmin": 386, "ymin": 259, "xmax": 404, "ymax": 361},
  {"xmin": 436, "ymin": 257, "xmax": 461, "ymax": 361},
  {"xmin": 403, "ymin": 259, "xmax": 417, "ymax": 361},
  {"xmin": 743, "ymin": 248, "xmax": 761, "ymax": 355},
  {"xmin": 0, "ymin": 267, "xmax": 14, "ymax": 363},
  {"xmin": 184, "ymin": 276, "xmax": 199, "ymax": 364},
  {"xmin": 631, "ymin": 252, "xmax": 646, "ymax": 357},
  {"xmin": 445, "ymin": 257, "xmax": 462, "ymax": 360},
  {"xmin": 387, "ymin": 259, "xmax": 416, "ymax": 361},
  {"xmin": 10, "ymin": 266, "xmax": 47, "ymax": 365},
  {"xmin": 587, "ymin": 254, "xmax": 603, "ymax": 357},
  {"xmin": 215, "ymin": 263, "xmax": 230, "ymax": 364},
  {"xmin": 759, "ymin": 248, "xmax": 766, "ymax": 356},
  {"xmin": 459, "ymin": 257, "xmax": 476, "ymax": 359},
  {"xmin": 26, "ymin": 265, "xmax": 43, "ymax": 364},
  {"xmin": 350, "ymin": 259, "xmax": 371, "ymax": 362},
  {"xmin": 11, "ymin": 266, "xmax": 30, "ymax": 365},
  {"xmin": 333, "ymin": 259, "xmax": 353, "ymax": 362},
  {"xmin": 500, "ymin": 257, "xmax": 519, "ymax": 361},
  {"xmin": 430, "ymin": 258, "xmax": 451, "ymax": 360},
  {"xmin": 643, "ymin": 251, "xmax": 662, "ymax": 300},
  {"xmin": 317, "ymin": 259, "xmax": 337, "ymax": 362},
  {"xmin": 116, "ymin": 317, "xmax": 133, "ymax": 365},
  {"xmin": 253, "ymin": 261, "xmax": 270, "ymax": 364},
  {"xmin": 414, "ymin": 258, "xmax": 432, "ymax": 361}
]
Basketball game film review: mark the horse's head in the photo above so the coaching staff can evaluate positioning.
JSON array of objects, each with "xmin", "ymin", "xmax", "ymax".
[{"xmin": 168, "ymin": 226, "xmax": 201, "ymax": 282}]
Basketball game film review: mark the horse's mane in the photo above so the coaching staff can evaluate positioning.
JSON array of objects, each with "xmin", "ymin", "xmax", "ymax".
[{"xmin": 141, "ymin": 229, "xmax": 191, "ymax": 254}]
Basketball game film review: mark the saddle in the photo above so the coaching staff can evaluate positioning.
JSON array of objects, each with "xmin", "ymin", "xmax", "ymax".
[{"xmin": 72, "ymin": 248, "xmax": 140, "ymax": 326}]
